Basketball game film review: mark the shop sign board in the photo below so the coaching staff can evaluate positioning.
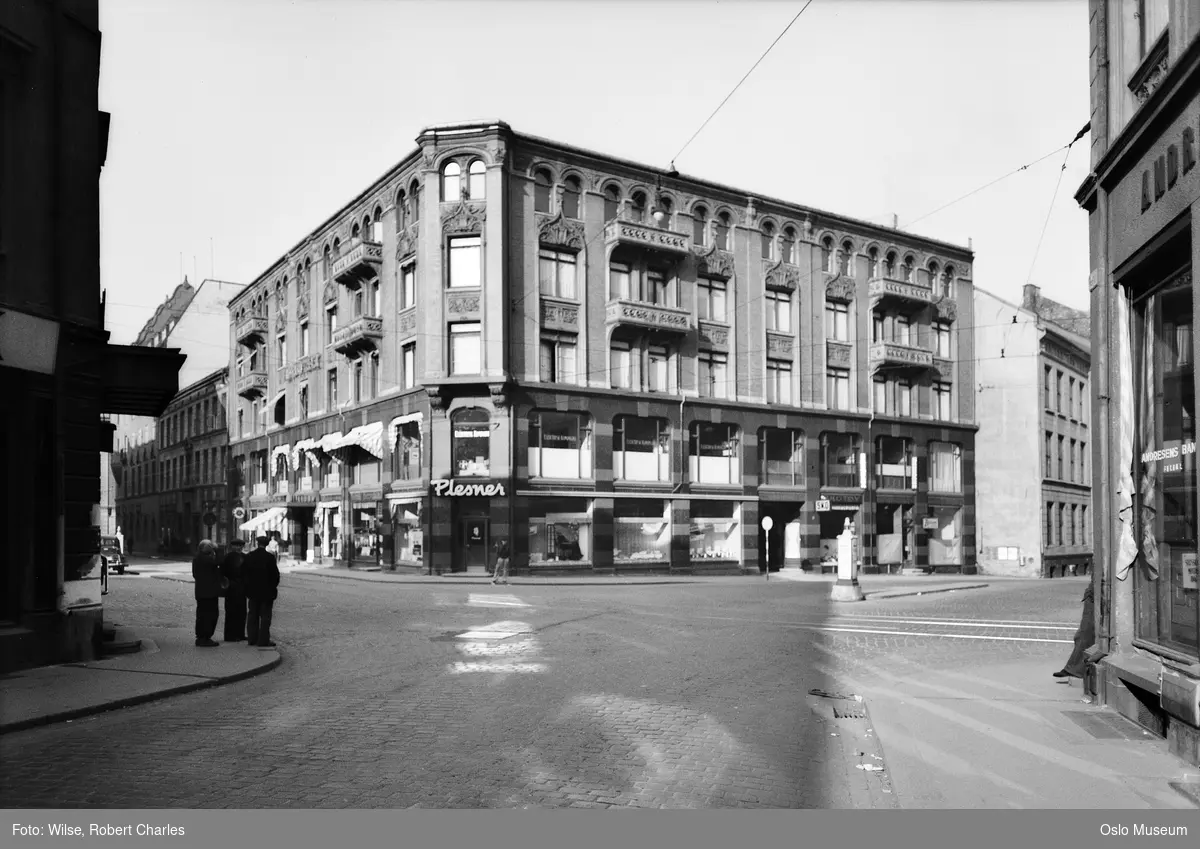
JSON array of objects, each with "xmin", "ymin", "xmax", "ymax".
[
  {"xmin": 815, "ymin": 498, "xmax": 831, "ymax": 512},
  {"xmin": 923, "ymin": 517, "xmax": 939, "ymax": 530},
  {"xmin": 431, "ymin": 479, "xmax": 506, "ymax": 498}
]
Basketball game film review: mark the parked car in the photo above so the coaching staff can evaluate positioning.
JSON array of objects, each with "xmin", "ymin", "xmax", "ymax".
[{"xmin": 100, "ymin": 535, "xmax": 126, "ymax": 574}]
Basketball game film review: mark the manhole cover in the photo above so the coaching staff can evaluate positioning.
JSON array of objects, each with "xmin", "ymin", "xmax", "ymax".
[
  {"xmin": 1062, "ymin": 710, "xmax": 1157, "ymax": 741},
  {"xmin": 833, "ymin": 705, "xmax": 868, "ymax": 719}
]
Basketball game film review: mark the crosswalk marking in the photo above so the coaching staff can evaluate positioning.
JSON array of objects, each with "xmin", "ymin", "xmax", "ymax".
[
  {"xmin": 467, "ymin": 593, "xmax": 530, "ymax": 608},
  {"xmin": 447, "ymin": 597, "xmax": 548, "ymax": 675}
]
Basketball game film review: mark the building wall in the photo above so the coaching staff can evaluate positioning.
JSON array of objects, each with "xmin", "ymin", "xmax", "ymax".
[{"xmin": 973, "ymin": 288, "xmax": 1043, "ymax": 576}]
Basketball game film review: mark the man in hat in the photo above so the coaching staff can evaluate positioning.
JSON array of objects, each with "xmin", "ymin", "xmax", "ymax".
[
  {"xmin": 242, "ymin": 535, "xmax": 281, "ymax": 648},
  {"xmin": 219, "ymin": 538, "xmax": 248, "ymax": 642}
]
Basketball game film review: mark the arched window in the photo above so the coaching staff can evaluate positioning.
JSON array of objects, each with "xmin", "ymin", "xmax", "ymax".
[
  {"xmin": 630, "ymin": 191, "xmax": 648, "ymax": 223},
  {"xmin": 941, "ymin": 265, "xmax": 955, "ymax": 298},
  {"xmin": 655, "ymin": 195, "xmax": 673, "ymax": 226},
  {"xmin": 372, "ymin": 207, "xmax": 383, "ymax": 243},
  {"xmin": 468, "ymin": 159, "xmax": 486, "ymax": 200},
  {"xmin": 396, "ymin": 188, "xmax": 407, "ymax": 230},
  {"xmin": 821, "ymin": 236, "xmax": 834, "ymax": 272},
  {"xmin": 867, "ymin": 247, "xmax": 879, "ymax": 277},
  {"xmin": 333, "ymin": 238, "xmax": 342, "ymax": 260},
  {"xmin": 563, "ymin": 175, "xmax": 582, "ymax": 219},
  {"xmin": 322, "ymin": 245, "xmax": 332, "ymax": 279},
  {"xmin": 693, "ymin": 206, "xmax": 709, "ymax": 246},
  {"xmin": 927, "ymin": 260, "xmax": 939, "ymax": 288},
  {"xmin": 451, "ymin": 407, "xmax": 490, "ymax": 477},
  {"xmin": 761, "ymin": 221, "xmax": 776, "ymax": 260},
  {"xmin": 884, "ymin": 250, "xmax": 897, "ymax": 278},
  {"xmin": 781, "ymin": 226, "xmax": 796, "ymax": 264},
  {"xmin": 534, "ymin": 169, "xmax": 553, "ymax": 213},
  {"xmin": 901, "ymin": 254, "xmax": 915, "ymax": 282},
  {"xmin": 604, "ymin": 185, "xmax": 621, "ymax": 222},
  {"xmin": 715, "ymin": 211, "xmax": 731, "ymax": 250},
  {"xmin": 409, "ymin": 179, "xmax": 421, "ymax": 222},
  {"xmin": 351, "ymin": 222, "xmax": 361, "ymax": 241},
  {"xmin": 304, "ymin": 258, "xmax": 312, "ymax": 288},
  {"xmin": 839, "ymin": 240, "xmax": 853, "ymax": 275},
  {"xmin": 442, "ymin": 161, "xmax": 461, "ymax": 202}
]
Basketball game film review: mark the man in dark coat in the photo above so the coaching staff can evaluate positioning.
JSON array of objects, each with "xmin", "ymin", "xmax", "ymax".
[
  {"xmin": 242, "ymin": 535, "xmax": 281, "ymax": 648},
  {"xmin": 220, "ymin": 538, "xmax": 247, "ymax": 642},
  {"xmin": 1055, "ymin": 581, "xmax": 1096, "ymax": 679},
  {"xmin": 191, "ymin": 539, "xmax": 223, "ymax": 647}
]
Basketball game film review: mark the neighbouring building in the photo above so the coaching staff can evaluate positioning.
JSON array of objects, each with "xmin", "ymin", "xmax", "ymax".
[
  {"xmin": 1077, "ymin": 0, "xmax": 1200, "ymax": 766},
  {"xmin": 973, "ymin": 285, "xmax": 1093, "ymax": 578},
  {"xmin": 228, "ymin": 120, "xmax": 977, "ymax": 578},
  {"xmin": 110, "ymin": 277, "xmax": 243, "ymax": 554},
  {"xmin": 0, "ymin": 0, "xmax": 183, "ymax": 673}
]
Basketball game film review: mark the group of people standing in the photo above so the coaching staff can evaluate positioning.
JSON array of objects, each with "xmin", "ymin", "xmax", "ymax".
[{"xmin": 191, "ymin": 536, "xmax": 281, "ymax": 648}]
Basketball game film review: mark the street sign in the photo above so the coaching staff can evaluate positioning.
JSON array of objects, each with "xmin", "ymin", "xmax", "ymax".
[
  {"xmin": 760, "ymin": 516, "xmax": 773, "ymax": 531},
  {"xmin": 0, "ymin": 308, "xmax": 59, "ymax": 375},
  {"xmin": 202, "ymin": 512, "xmax": 217, "ymax": 527},
  {"xmin": 815, "ymin": 498, "xmax": 831, "ymax": 512},
  {"xmin": 232, "ymin": 507, "xmax": 246, "ymax": 520}
]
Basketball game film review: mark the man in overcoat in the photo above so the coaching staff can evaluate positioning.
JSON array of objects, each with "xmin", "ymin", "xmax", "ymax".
[
  {"xmin": 191, "ymin": 539, "xmax": 223, "ymax": 647},
  {"xmin": 220, "ymin": 538, "xmax": 247, "ymax": 642},
  {"xmin": 242, "ymin": 535, "xmax": 281, "ymax": 648}
]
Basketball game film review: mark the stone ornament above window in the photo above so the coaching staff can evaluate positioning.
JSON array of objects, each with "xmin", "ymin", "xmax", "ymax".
[
  {"xmin": 323, "ymin": 281, "xmax": 337, "ymax": 305},
  {"xmin": 692, "ymin": 243, "xmax": 735, "ymax": 279},
  {"xmin": 699, "ymin": 320, "xmax": 730, "ymax": 352},
  {"xmin": 764, "ymin": 259, "xmax": 800, "ymax": 293},
  {"xmin": 826, "ymin": 340, "xmax": 853, "ymax": 367},
  {"xmin": 540, "ymin": 300, "xmax": 579, "ymax": 331},
  {"xmin": 537, "ymin": 211, "xmax": 586, "ymax": 250},
  {"xmin": 297, "ymin": 293, "xmax": 309, "ymax": 320},
  {"xmin": 446, "ymin": 293, "xmax": 481, "ymax": 316},
  {"xmin": 441, "ymin": 199, "xmax": 487, "ymax": 235},
  {"xmin": 767, "ymin": 331, "xmax": 796, "ymax": 360},
  {"xmin": 825, "ymin": 275, "xmax": 855, "ymax": 303},
  {"xmin": 396, "ymin": 223, "xmax": 419, "ymax": 261},
  {"xmin": 932, "ymin": 297, "xmax": 958, "ymax": 323},
  {"xmin": 398, "ymin": 309, "xmax": 417, "ymax": 337}
]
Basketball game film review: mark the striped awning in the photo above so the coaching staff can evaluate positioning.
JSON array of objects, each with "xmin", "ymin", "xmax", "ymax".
[
  {"xmin": 291, "ymin": 438, "xmax": 318, "ymax": 471},
  {"xmin": 389, "ymin": 412, "xmax": 424, "ymax": 443},
  {"xmin": 239, "ymin": 506, "xmax": 287, "ymax": 534},
  {"xmin": 271, "ymin": 445, "xmax": 291, "ymax": 473},
  {"xmin": 315, "ymin": 431, "xmax": 345, "ymax": 463},
  {"xmin": 329, "ymin": 421, "xmax": 385, "ymax": 460}
]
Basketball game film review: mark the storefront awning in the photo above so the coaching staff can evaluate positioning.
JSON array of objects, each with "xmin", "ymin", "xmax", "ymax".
[
  {"xmin": 291, "ymin": 438, "xmax": 318, "ymax": 471},
  {"xmin": 389, "ymin": 412, "xmax": 425, "ymax": 443},
  {"xmin": 100, "ymin": 343, "xmax": 186, "ymax": 417},
  {"xmin": 314, "ymin": 431, "xmax": 345, "ymax": 462},
  {"xmin": 271, "ymin": 444, "xmax": 291, "ymax": 473},
  {"xmin": 317, "ymin": 500, "xmax": 340, "ymax": 511},
  {"xmin": 239, "ymin": 506, "xmax": 287, "ymax": 533},
  {"xmin": 329, "ymin": 421, "xmax": 385, "ymax": 460}
]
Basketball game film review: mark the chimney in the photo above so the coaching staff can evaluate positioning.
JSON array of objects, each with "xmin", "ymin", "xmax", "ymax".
[{"xmin": 1022, "ymin": 284, "xmax": 1041, "ymax": 311}]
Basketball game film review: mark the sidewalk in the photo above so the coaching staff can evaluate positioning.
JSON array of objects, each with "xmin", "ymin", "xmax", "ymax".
[{"xmin": 0, "ymin": 626, "xmax": 281, "ymax": 735}]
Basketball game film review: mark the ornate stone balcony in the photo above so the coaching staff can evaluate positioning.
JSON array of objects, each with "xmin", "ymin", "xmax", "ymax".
[
  {"xmin": 332, "ymin": 239, "xmax": 383, "ymax": 288},
  {"xmin": 235, "ymin": 368, "xmax": 268, "ymax": 399},
  {"xmin": 868, "ymin": 276, "xmax": 933, "ymax": 309},
  {"xmin": 869, "ymin": 341, "xmax": 934, "ymax": 373},
  {"xmin": 332, "ymin": 315, "xmax": 384, "ymax": 354},
  {"xmin": 604, "ymin": 220, "xmax": 691, "ymax": 256},
  {"xmin": 236, "ymin": 315, "xmax": 268, "ymax": 348},
  {"xmin": 604, "ymin": 298, "xmax": 692, "ymax": 335}
]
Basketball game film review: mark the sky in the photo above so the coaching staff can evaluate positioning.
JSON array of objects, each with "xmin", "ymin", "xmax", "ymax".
[{"xmin": 97, "ymin": 0, "xmax": 1092, "ymax": 345}]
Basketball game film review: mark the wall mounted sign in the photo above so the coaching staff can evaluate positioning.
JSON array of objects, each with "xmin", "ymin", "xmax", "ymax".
[
  {"xmin": 432, "ymin": 479, "xmax": 506, "ymax": 498},
  {"xmin": 923, "ymin": 517, "xmax": 940, "ymax": 530},
  {"xmin": 815, "ymin": 498, "xmax": 831, "ymax": 512}
]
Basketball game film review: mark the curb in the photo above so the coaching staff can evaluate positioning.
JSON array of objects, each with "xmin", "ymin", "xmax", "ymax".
[
  {"xmin": 0, "ymin": 653, "xmax": 283, "ymax": 736},
  {"xmin": 292, "ymin": 571, "xmax": 704, "ymax": 587},
  {"xmin": 864, "ymin": 582, "xmax": 989, "ymax": 600}
]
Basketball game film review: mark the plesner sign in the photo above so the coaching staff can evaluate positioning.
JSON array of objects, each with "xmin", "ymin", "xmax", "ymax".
[{"xmin": 431, "ymin": 479, "xmax": 506, "ymax": 498}]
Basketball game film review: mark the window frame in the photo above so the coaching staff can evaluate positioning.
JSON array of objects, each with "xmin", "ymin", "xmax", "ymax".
[
  {"xmin": 449, "ymin": 322, "xmax": 482, "ymax": 375},
  {"xmin": 447, "ymin": 235, "xmax": 483, "ymax": 289}
]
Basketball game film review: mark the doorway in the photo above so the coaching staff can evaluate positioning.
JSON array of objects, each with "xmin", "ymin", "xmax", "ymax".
[{"xmin": 458, "ymin": 516, "xmax": 490, "ymax": 574}]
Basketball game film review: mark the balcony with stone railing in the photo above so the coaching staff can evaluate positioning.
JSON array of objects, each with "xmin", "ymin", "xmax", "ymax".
[
  {"xmin": 604, "ymin": 299, "xmax": 693, "ymax": 335},
  {"xmin": 332, "ymin": 315, "xmax": 384, "ymax": 355},
  {"xmin": 236, "ymin": 315, "xmax": 268, "ymax": 348},
  {"xmin": 604, "ymin": 218, "xmax": 691, "ymax": 256},
  {"xmin": 332, "ymin": 239, "xmax": 384, "ymax": 288},
  {"xmin": 235, "ymin": 368, "xmax": 269, "ymax": 399},
  {"xmin": 869, "ymin": 341, "xmax": 934, "ymax": 373},
  {"xmin": 868, "ymin": 275, "xmax": 933, "ymax": 310}
]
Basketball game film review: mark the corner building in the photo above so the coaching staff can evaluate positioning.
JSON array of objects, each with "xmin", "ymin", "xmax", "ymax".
[
  {"xmin": 1077, "ymin": 0, "xmax": 1200, "ymax": 766},
  {"xmin": 227, "ymin": 121, "xmax": 977, "ymax": 578}
]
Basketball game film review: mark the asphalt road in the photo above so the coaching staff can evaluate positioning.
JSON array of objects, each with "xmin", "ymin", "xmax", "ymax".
[{"xmin": 2, "ymin": 569, "xmax": 904, "ymax": 809}]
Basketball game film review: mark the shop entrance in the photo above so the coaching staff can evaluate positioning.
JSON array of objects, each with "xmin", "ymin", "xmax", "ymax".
[
  {"xmin": 818, "ymin": 506, "xmax": 861, "ymax": 573},
  {"xmin": 457, "ymin": 516, "xmax": 490, "ymax": 574},
  {"xmin": 875, "ymin": 503, "xmax": 914, "ymax": 574},
  {"xmin": 758, "ymin": 502, "xmax": 803, "ymax": 573}
]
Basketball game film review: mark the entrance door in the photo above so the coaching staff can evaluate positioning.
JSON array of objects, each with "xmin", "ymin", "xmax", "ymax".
[{"xmin": 459, "ymin": 517, "xmax": 490, "ymax": 574}]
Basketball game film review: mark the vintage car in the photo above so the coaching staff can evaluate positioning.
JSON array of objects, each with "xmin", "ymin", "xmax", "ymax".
[{"xmin": 100, "ymin": 535, "xmax": 126, "ymax": 574}]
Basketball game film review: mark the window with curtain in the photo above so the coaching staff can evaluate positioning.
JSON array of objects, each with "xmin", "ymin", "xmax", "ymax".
[
  {"xmin": 614, "ymin": 416, "xmax": 671, "ymax": 482},
  {"xmin": 697, "ymin": 276, "xmax": 727, "ymax": 322},
  {"xmin": 539, "ymin": 248, "xmax": 577, "ymax": 298},
  {"xmin": 610, "ymin": 341, "xmax": 634, "ymax": 389},
  {"xmin": 529, "ymin": 411, "xmax": 592, "ymax": 479},
  {"xmin": 689, "ymin": 422, "xmax": 740, "ymax": 485},
  {"xmin": 402, "ymin": 343, "xmax": 416, "ymax": 389},
  {"xmin": 827, "ymin": 368, "xmax": 850, "ymax": 411},
  {"xmin": 825, "ymin": 301, "xmax": 849, "ymax": 341},
  {"xmin": 766, "ymin": 291, "xmax": 791, "ymax": 333},
  {"xmin": 540, "ymin": 335, "xmax": 577, "ymax": 383},
  {"xmin": 401, "ymin": 264, "xmax": 416, "ymax": 309},
  {"xmin": 929, "ymin": 441, "xmax": 962, "ymax": 493},
  {"xmin": 820, "ymin": 432, "xmax": 861, "ymax": 488}
]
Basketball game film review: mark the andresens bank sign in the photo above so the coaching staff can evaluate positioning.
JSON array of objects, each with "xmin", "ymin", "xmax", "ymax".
[{"xmin": 431, "ymin": 479, "xmax": 506, "ymax": 498}]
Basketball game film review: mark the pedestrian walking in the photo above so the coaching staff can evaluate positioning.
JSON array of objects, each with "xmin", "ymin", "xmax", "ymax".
[
  {"xmin": 191, "ymin": 539, "xmax": 224, "ymax": 647},
  {"xmin": 243, "ymin": 535, "xmax": 281, "ymax": 648},
  {"xmin": 1054, "ymin": 581, "xmax": 1096, "ymax": 680},
  {"xmin": 220, "ymin": 538, "xmax": 247, "ymax": 642},
  {"xmin": 491, "ymin": 538, "xmax": 510, "ymax": 585}
]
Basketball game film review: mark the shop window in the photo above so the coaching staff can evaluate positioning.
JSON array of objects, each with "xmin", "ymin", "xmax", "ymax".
[
  {"xmin": 351, "ymin": 506, "xmax": 380, "ymax": 563},
  {"xmin": 539, "ymin": 248, "xmax": 577, "ymax": 298},
  {"xmin": 821, "ymin": 432, "xmax": 862, "ymax": 488},
  {"xmin": 928, "ymin": 505, "xmax": 963, "ymax": 566},
  {"xmin": 614, "ymin": 416, "xmax": 671, "ymax": 482},
  {"xmin": 528, "ymin": 411, "xmax": 593, "ymax": 479},
  {"xmin": 451, "ymin": 407, "xmax": 490, "ymax": 477},
  {"xmin": 613, "ymin": 499, "xmax": 670, "ymax": 564},
  {"xmin": 690, "ymin": 501, "xmax": 742, "ymax": 564},
  {"xmin": 877, "ymin": 503, "xmax": 914, "ymax": 567},
  {"xmin": 391, "ymin": 501, "xmax": 423, "ymax": 564},
  {"xmin": 929, "ymin": 441, "xmax": 962, "ymax": 493},
  {"xmin": 392, "ymin": 421, "xmax": 422, "ymax": 481},
  {"xmin": 1132, "ymin": 280, "xmax": 1198, "ymax": 654},
  {"xmin": 876, "ymin": 436, "xmax": 914, "ymax": 490},
  {"xmin": 689, "ymin": 422, "xmax": 740, "ymax": 485},
  {"xmin": 529, "ymin": 498, "xmax": 591, "ymax": 565},
  {"xmin": 760, "ymin": 428, "xmax": 805, "ymax": 487}
]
